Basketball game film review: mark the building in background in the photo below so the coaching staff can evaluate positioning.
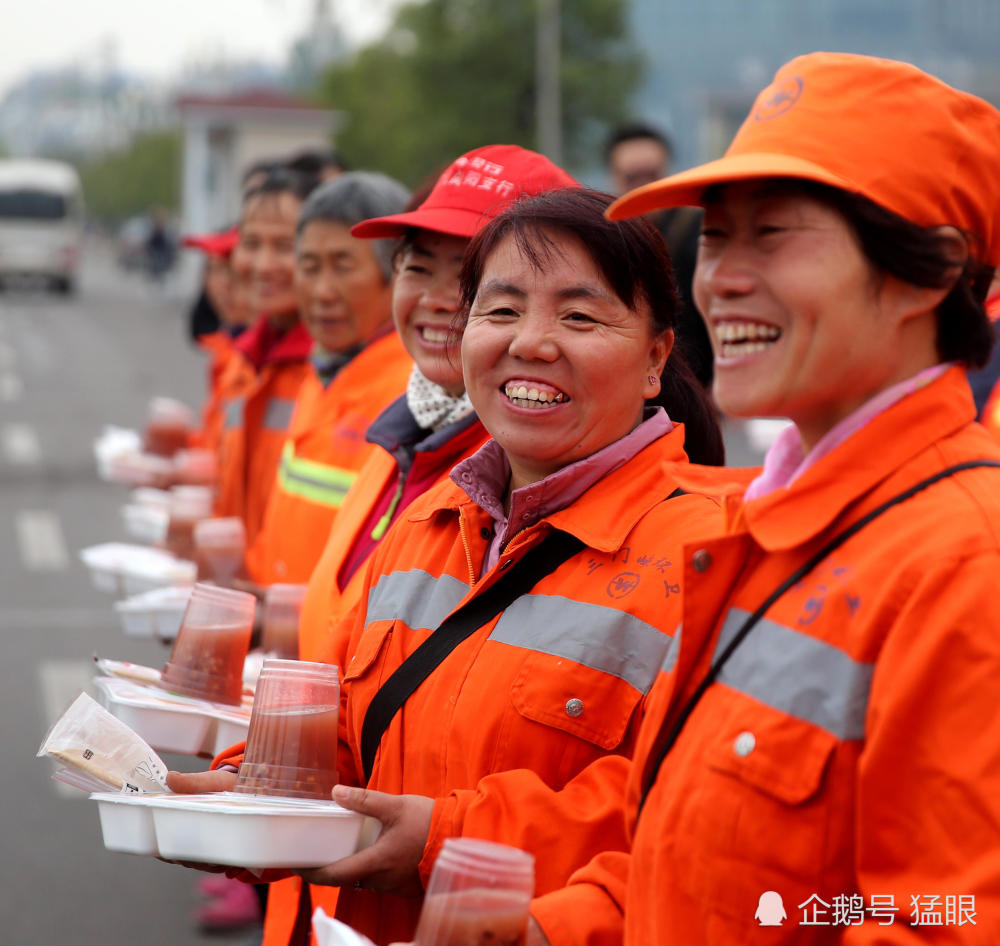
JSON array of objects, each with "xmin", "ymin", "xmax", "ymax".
[
  {"xmin": 625, "ymin": 0, "xmax": 1000, "ymax": 172},
  {"xmin": 174, "ymin": 89, "xmax": 340, "ymax": 237}
]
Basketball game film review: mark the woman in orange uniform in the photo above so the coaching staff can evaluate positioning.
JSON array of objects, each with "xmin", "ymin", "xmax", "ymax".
[
  {"xmin": 213, "ymin": 167, "xmax": 317, "ymax": 545},
  {"xmin": 527, "ymin": 52, "xmax": 1000, "ymax": 946}
]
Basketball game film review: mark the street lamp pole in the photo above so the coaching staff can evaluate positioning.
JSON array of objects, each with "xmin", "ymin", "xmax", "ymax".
[{"xmin": 535, "ymin": 0, "xmax": 563, "ymax": 166}]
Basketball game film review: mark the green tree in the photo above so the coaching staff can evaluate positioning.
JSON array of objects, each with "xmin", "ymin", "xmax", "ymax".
[
  {"xmin": 316, "ymin": 0, "xmax": 641, "ymax": 184},
  {"xmin": 77, "ymin": 131, "xmax": 181, "ymax": 224}
]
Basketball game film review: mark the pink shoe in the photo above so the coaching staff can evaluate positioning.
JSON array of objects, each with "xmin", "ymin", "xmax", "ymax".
[
  {"xmin": 196, "ymin": 878, "xmax": 262, "ymax": 930},
  {"xmin": 198, "ymin": 875, "xmax": 235, "ymax": 897}
]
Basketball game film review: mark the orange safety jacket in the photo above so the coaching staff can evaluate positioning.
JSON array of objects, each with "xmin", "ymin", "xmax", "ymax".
[
  {"xmin": 214, "ymin": 316, "xmax": 313, "ymax": 545},
  {"xmin": 322, "ymin": 424, "xmax": 718, "ymax": 945},
  {"xmin": 245, "ymin": 331, "xmax": 412, "ymax": 585},
  {"xmin": 531, "ymin": 366, "xmax": 1000, "ymax": 946},
  {"xmin": 191, "ymin": 330, "xmax": 237, "ymax": 452}
]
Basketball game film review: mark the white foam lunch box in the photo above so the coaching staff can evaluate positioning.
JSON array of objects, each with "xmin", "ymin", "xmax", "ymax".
[
  {"xmin": 91, "ymin": 792, "xmax": 379, "ymax": 868},
  {"xmin": 93, "ymin": 675, "xmax": 251, "ymax": 758}
]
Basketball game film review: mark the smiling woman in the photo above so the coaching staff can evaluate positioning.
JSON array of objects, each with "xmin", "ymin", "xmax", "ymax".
[{"xmin": 526, "ymin": 52, "xmax": 1000, "ymax": 946}]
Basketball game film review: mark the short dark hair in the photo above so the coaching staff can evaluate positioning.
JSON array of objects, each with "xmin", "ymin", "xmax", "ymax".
[
  {"xmin": 242, "ymin": 165, "xmax": 316, "ymax": 205},
  {"xmin": 457, "ymin": 187, "xmax": 724, "ymax": 466},
  {"xmin": 605, "ymin": 122, "xmax": 673, "ymax": 163},
  {"xmin": 799, "ymin": 181, "xmax": 996, "ymax": 368},
  {"xmin": 285, "ymin": 148, "xmax": 347, "ymax": 177}
]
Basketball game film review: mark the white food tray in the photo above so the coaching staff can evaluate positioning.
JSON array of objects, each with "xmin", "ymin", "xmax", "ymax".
[
  {"xmin": 93, "ymin": 676, "xmax": 251, "ymax": 758},
  {"xmin": 80, "ymin": 542, "xmax": 196, "ymax": 595},
  {"xmin": 91, "ymin": 792, "xmax": 379, "ymax": 868},
  {"xmin": 121, "ymin": 503, "xmax": 169, "ymax": 544},
  {"xmin": 114, "ymin": 585, "xmax": 193, "ymax": 641}
]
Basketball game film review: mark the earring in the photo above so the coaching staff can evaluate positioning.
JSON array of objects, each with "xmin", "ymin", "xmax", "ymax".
[{"xmin": 648, "ymin": 375, "xmax": 659, "ymax": 386}]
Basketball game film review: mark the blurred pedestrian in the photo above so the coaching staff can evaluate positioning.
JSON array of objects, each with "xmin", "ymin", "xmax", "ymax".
[{"xmin": 605, "ymin": 123, "xmax": 712, "ymax": 389}]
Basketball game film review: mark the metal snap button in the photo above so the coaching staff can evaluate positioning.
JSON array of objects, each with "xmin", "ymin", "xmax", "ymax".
[
  {"xmin": 733, "ymin": 731, "xmax": 756, "ymax": 757},
  {"xmin": 565, "ymin": 698, "xmax": 584, "ymax": 718},
  {"xmin": 692, "ymin": 549, "xmax": 713, "ymax": 572}
]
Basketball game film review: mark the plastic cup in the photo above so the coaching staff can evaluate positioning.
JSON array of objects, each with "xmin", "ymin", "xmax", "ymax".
[
  {"xmin": 414, "ymin": 839, "xmax": 535, "ymax": 946},
  {"xmin": 193, "ymin": 517, "xmax": 246, "ymax": 583},
  {"xmin": 163, "ymin": 486, "xmax": 214, "ymax": 561},
  {"xmin": 233, "ymin": 658, "xmax": 340, "ymax": 800},
  {"xmin": 261, "ymin": 584, "xmax": 309, "ymax": 659},
  {"xmin": 160, "ymin": 583, "xmax": 256, "ymax": 705},
  {"xmin": 172, "ymin": 448, "xmax": 218, "ymax": 486},
  {"xmin": 144, "ymin": 397, "xmax": 193, "ymax": 458}
]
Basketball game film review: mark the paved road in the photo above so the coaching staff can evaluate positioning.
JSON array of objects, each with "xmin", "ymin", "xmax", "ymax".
[{"xmin": 0, "ymin": 244, "xmax": 261, "ymax": 945}]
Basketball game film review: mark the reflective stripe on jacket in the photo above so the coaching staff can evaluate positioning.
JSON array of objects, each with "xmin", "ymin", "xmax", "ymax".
[
  {"xmin": 532, "ymin": 366, "xmax": 1000, "ymax": 946},
  {"xmin": 245, "ymin": 331, "xmax": 412, "ymax": 584}
]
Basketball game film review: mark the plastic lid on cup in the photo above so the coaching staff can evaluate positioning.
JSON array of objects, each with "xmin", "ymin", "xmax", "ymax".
[
  {"xmin": 148, "ymin": 396, "xmax": 193, "ymax": 425},
  {"xmin": 265, "ymin": 584, "xmax": 309, "ymax": 607},
  {"xmin": 431, "ymin": 838, "xmax": 535, "ymax": 891},
  {"xmin": 194, "ymin": 517, "xmax": 246, "ymax": 548},
  {"xmin": 169, "ymin": 485, "xmax": 214, "ymax": 519}
]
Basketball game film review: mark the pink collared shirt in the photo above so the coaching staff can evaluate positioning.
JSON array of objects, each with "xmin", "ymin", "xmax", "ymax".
[
  {"xmin": 451, "ymin": 407, "xmax": 674, "ymax": 576},
  {"xmin": 744, "ymin": 364, "xmax": 952, "ymax": 501}
]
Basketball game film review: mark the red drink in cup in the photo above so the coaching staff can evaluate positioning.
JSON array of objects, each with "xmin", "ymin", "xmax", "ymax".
[
  {"xmin": 234, "ymin": 659, "xmax": 340, "ymax": 800},
  {"xmin": 160, "ymin": 583, "xmax": 256, "ymax": 705},
  {"xmin": 144, "ymin": 397, "xmax": 193, "ymax": 458},
  {"xmin": 163, "ymin": 486, "xmax": 213, "ymax": 561},
  {"xmin": 261, "ymin": 584, "xmax": 308, "ymax": 659},
  {"xmin": 414, "ymin": 839, "xmax": 534, "ymax": 946},
  {"xmin": 416, "ymin": 889, "xmax": 530, "ymax": 946},
  {"xmin": 193, "ymin": 517, "xmax": 246, "ymax": 583}
]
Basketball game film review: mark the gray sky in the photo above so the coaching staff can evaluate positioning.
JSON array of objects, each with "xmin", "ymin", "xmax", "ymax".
[{"xmin": 0, "ymin": 0, "xmax": 400, "ymax": 98}]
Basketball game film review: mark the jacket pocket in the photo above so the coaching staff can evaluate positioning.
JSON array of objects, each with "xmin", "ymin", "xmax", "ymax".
[
  {"xmin": 342, "ymin": 622, "xmax": 393, "ymax": 684},
  {"xmin": 511, "ymin": 650, "xmax": 644, "ymax": 749},
  {"xmin": 674, "ymin": 694, "xmax": 843, "ymax": 923}
]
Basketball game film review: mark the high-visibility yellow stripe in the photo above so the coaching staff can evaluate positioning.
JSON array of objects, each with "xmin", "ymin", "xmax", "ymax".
[{"xmin": 276, "ymin": 440, "xmax": 357, "ymax": 509}]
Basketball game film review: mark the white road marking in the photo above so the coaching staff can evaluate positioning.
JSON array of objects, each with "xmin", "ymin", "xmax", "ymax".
[
  {"xmin": 38, "ymin": 658, "xmax": 99, "ymax": 797},
  {"xmin": 2, "ymin": 423, "xmax": 40, "ymax": 464},
  {"xmin": 0, "ymin": 607, "xmax": 111, "ymax": 629},
  {"xmin": 0, "ymin": 373, "xmax": 23, "ymax": 401},
  {"xmin": 16, "ymin": 509, "xmax": 69, "ymax": 570}
]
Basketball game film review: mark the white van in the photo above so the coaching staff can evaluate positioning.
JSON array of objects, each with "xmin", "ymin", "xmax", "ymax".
[{"xmin": 0, "ymin": 158, "xmax": 84, "ymax": 294}]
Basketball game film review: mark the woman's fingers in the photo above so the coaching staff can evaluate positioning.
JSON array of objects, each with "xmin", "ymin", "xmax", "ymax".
[{"xmin": 165, "ymin": 768, "xmax": 237, "ymax": 794}]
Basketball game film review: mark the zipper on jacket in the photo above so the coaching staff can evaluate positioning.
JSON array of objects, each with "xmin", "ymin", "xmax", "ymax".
[{"xmin": 458, "ymin": 512, "xmax": 478, "ymax": 587}]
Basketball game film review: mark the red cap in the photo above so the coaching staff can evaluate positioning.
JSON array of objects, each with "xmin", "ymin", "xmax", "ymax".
[
  {"xmin": 182, "ymin": 226, "xmax": 239, "ymax": 258},
  {"xmin": 351, "ymin": 144, "xmax": 578, "ymax": 239},
  {"xmin": 608, "ymin": 53, "xmax": 1000, "ymax": 265}
]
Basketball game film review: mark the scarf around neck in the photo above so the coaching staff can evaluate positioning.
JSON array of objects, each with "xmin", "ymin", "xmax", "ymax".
[{"xmin": 406, "ymin": 365, "xmax": 473, "ymax": 432}]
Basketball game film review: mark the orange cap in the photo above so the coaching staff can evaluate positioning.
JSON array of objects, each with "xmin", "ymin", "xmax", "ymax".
[{"xmin": 608, "ymin": 52, "xmax": 1000, "ymax": 265}]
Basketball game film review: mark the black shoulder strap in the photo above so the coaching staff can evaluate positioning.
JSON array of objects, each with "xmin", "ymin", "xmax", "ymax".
[
  {"xmin": 637, "ymin": 459, "xmax": 1000, "ymax": 816},
  {"xmin": 360, "ymin": 528, "xmax": 585, "ymax": 781}
]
